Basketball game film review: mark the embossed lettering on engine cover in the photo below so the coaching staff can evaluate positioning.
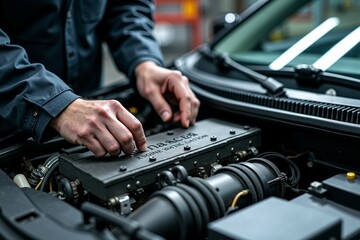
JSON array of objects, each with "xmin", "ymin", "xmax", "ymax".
[{"xmin": 59, "ymin": 118, "xmax": 261, "ymax": 200}]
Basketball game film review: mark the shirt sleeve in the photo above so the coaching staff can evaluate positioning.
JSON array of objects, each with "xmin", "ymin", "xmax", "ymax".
[
  {"xmin": 0, "ymin": 29, "xmax": 80, "ymax": 142},
  {"xmin": 101, "ymin": 0, "xmax": 164, "ymax": 80}
]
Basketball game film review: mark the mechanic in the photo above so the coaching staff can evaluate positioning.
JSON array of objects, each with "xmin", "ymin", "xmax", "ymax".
[{"xmin": 0, "ymin": 0, "xmax": 200, "ymax": 157}]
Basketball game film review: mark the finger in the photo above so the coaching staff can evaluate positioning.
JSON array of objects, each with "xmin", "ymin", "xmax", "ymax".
[
  {"xmin": 72, "ymin": 125, "xmax": 110, "ymax": 157},
  {"xmin": 189, "ymin": 90, "xmax": 200, "ymax": 125},
  {"xmin": 167, "ymin": 75, "xmax": 192, "ymax": 128},
  {"xmin": 176, "ymin": 76, "xmax": 200, "ymax": 126},
  {"xmin": 79, "ymin": 118, "xmax": 124, "ymax": 156},
  {"xmin": 99, "ymin": 115, "xmax": 136, "ymax": 155},
  {"xmin": 146, "ymin": 87, "xmax": 173, "ymax": 123},
  {"xmin": 115, "ymin": 107, "xmax": 147, "ymax": 152},
  {"xmin": 93, "ymin": 100, "xmax": 142, "ymax": 154},
  {"xmin": 83, "ymin": 136, "xmax": 108, "ymax": 157},
  {"xmin": 94, "ymin": 126, "xmax": 126, "ymax": 156},
  {"xmin": 82, "ymin": 109, "xmax": 133, "ymax": 155},
  {"xmin": 173, "ymin": 111, "xmax": 181, "ymax": 123},
  {"xmin": 179, "ymin": 97, "xmax": 191, "ymax": 128}
]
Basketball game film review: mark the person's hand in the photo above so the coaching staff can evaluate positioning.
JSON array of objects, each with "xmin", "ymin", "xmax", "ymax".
[
  {"xmin": 135, "ymin": 61, "xmax": 200, "ymax": 128},
  {"xmin": 50, "ymin": 98, "xmax": 147, "ymax": 157}
]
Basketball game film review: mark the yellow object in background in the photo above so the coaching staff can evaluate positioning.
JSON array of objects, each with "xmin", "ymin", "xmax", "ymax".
[
  {"xmin": 128, "ymin": 106, "xmax": 139, "ymax": 115},
  {"xmin": 182, "ymin": 0, "xmax": 198, "ymax": 19},
  {"xmin": 346, "ymin": 172, "xmax": 356, "ymax": 181}
]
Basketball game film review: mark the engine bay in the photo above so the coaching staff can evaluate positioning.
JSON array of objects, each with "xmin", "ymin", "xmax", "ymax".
[{"xmin": 0, "ymin": 82, "xmax": 360, "ymax": 240}]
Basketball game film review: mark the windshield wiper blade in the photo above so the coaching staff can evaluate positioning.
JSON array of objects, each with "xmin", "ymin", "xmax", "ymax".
[{"xmin": 200, "ymin": 46, "xmax": 286, "ymax": 97}]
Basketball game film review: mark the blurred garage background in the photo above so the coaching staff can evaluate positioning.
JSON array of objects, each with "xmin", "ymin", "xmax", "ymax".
[
  {"xmin": 102, "ymin": 0, "xmax": 258, "ymax": 85},
  {"xmin": 102, "ymin": 0, "xmax": 356, "ymax": 85}
]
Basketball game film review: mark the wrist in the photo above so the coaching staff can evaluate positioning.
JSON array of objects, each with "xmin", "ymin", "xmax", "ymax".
[{"xmin": 134, "ymin": 61, "xmax": 158, "ymax": 79}]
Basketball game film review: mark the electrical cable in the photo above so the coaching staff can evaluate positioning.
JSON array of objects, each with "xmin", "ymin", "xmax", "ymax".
[
  {"xmin": 247, "ymin": 157, "xmax": 285, "ymax": 197},
  {"xmin": 240, "ymin": 162, "xmax": 272, "ymax": 196},
  {"xmin": 215, "ymin": 166, "xmax": 257, "ymax": 204},
  {"xmin": 194, "ymin": 178, "xmax": 226, "ymax": 218},
  {"xmin": 231, "ymin": 164, "xmax": 265, "ymax": 201},
  {"xmin": 257, "ymin": 152, "xmax": 300, "ymax": 189},
  {"xmin": 49, "ymin": 178, "xmax": 53, "ymax": 192},
  {"xmin": 34, "ymin": 178, "xmax": 43, "ymax": 190},
  {"xmin": 129, "ymin": 159, "xmax": 285, "ymax": 240},
  {"xmin": 230, "ymin": 189, "xmax": 249, "ymax": 208},
  {"xmin": 44, "ymin": 153, "xmax": 60, "ymax": 169},
  {"xmin": 40, "ymin": 161, "xmax": 59, "ymax": 191}
]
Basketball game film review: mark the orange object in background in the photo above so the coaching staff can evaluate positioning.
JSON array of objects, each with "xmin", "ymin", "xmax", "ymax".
[{"xmin": 154, "ymin": 0, "xmax": 202, "ymax": 49}]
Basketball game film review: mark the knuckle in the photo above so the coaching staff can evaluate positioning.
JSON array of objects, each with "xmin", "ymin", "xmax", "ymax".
[
  {"xmin": 108, "ymin": 99, "xmax": 122, "ymax": 109},
  {"xmin": 87, "ymin": 116, "xmax": 102, "ymax": 129},
  {"xmin": 107, "ymin": 143, "xmax": 120, "ymax": 155},
  {"xmin": 130, "ymin": 119, "xmax": 143, "ymax": 131},
  {"xmin": 193, "ymin": 98, "xmax": 201, "ymax": 107},
  {"xmin": 169, "ymin": 71, "xmax": 186, "ymax": 82},
  {"xmin": 77, "ymin": 128, "xmax": 91, "ymax": 139},
  {"xmin": 93, "ymin": 106, "xmax": 108, "ymax": 117},
  {"xmin": 121, "ymin": 133, "xmax": 133, "ymax": 145},
  {"xmin": 181, "ymin": 76, "xmax": 189, "ymax": 84},
  {"xmin": 171, "ymin": 70, "xmax": 182, "ymax": 77},
  {"xmin": 91, "ymin": 146, "xmax": 107, "ymax": 157},
  {"xmin": 120, "ymin": 135, "xmax": 135, "ymax": 155},
  {"xmin": 94, "ymin": 100, "xmax": 122, "ymax": 117},
  {"xmin": 142, "ymin": 86, "xmax": 156, "ymax": 97},
  {"xmin": 184, "ymin": 93, "xmax": 192, "ymax": 102}
]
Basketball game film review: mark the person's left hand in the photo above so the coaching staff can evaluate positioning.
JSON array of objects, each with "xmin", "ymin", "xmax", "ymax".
[{"xmin": 135, "ymin": 61, "xmax": 200, "ymax": 128}]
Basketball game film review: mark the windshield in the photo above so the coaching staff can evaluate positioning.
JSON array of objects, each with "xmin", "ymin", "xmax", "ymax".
[{"xmin": 213, "ymin": 0, "xmax": 360, "ymax": 76}]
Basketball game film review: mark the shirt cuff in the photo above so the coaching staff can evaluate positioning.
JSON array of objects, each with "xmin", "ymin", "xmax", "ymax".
[
  {"xmin": 127, "ymin": 56, "xmax": 164, "ymax": 82},
  {"xmin": 33, "ymin": 90, "xmax": 80, "ymax": 142}
]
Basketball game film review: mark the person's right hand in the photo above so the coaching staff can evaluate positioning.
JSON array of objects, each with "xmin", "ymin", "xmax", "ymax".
[{"xmin": 50, "ymin": 98, "xmax": 147, "ymax": 157}]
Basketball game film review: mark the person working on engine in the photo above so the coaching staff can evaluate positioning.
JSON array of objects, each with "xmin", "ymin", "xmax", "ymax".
[{"xmin": 0, "ymin": 0, "xmax": 200, "ymax": 157}]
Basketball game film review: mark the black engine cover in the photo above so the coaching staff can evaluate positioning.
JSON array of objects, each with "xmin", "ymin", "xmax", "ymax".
[{"xmin": 59, "ymin": 118, "xmax": 261, "ymax": 200}]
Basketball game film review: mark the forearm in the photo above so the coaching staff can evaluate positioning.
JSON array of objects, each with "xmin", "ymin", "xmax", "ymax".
[
  {"xmin": 102, "ymin": 0, "xmax": 164, "ymax": 79},
  {"xmin": 0, "ymin": 29, "xmax": 80, "ymax": 141}
]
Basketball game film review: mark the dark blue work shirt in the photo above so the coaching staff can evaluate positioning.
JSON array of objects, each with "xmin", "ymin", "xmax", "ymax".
[{"xmin": 0, "ymin": 0, "xmax": 163, "ymax": 142}]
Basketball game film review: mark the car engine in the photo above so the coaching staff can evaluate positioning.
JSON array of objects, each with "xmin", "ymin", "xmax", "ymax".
[{"xmin": 0, "ymin": 81, "xmax": 359, "ymax": 240}]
